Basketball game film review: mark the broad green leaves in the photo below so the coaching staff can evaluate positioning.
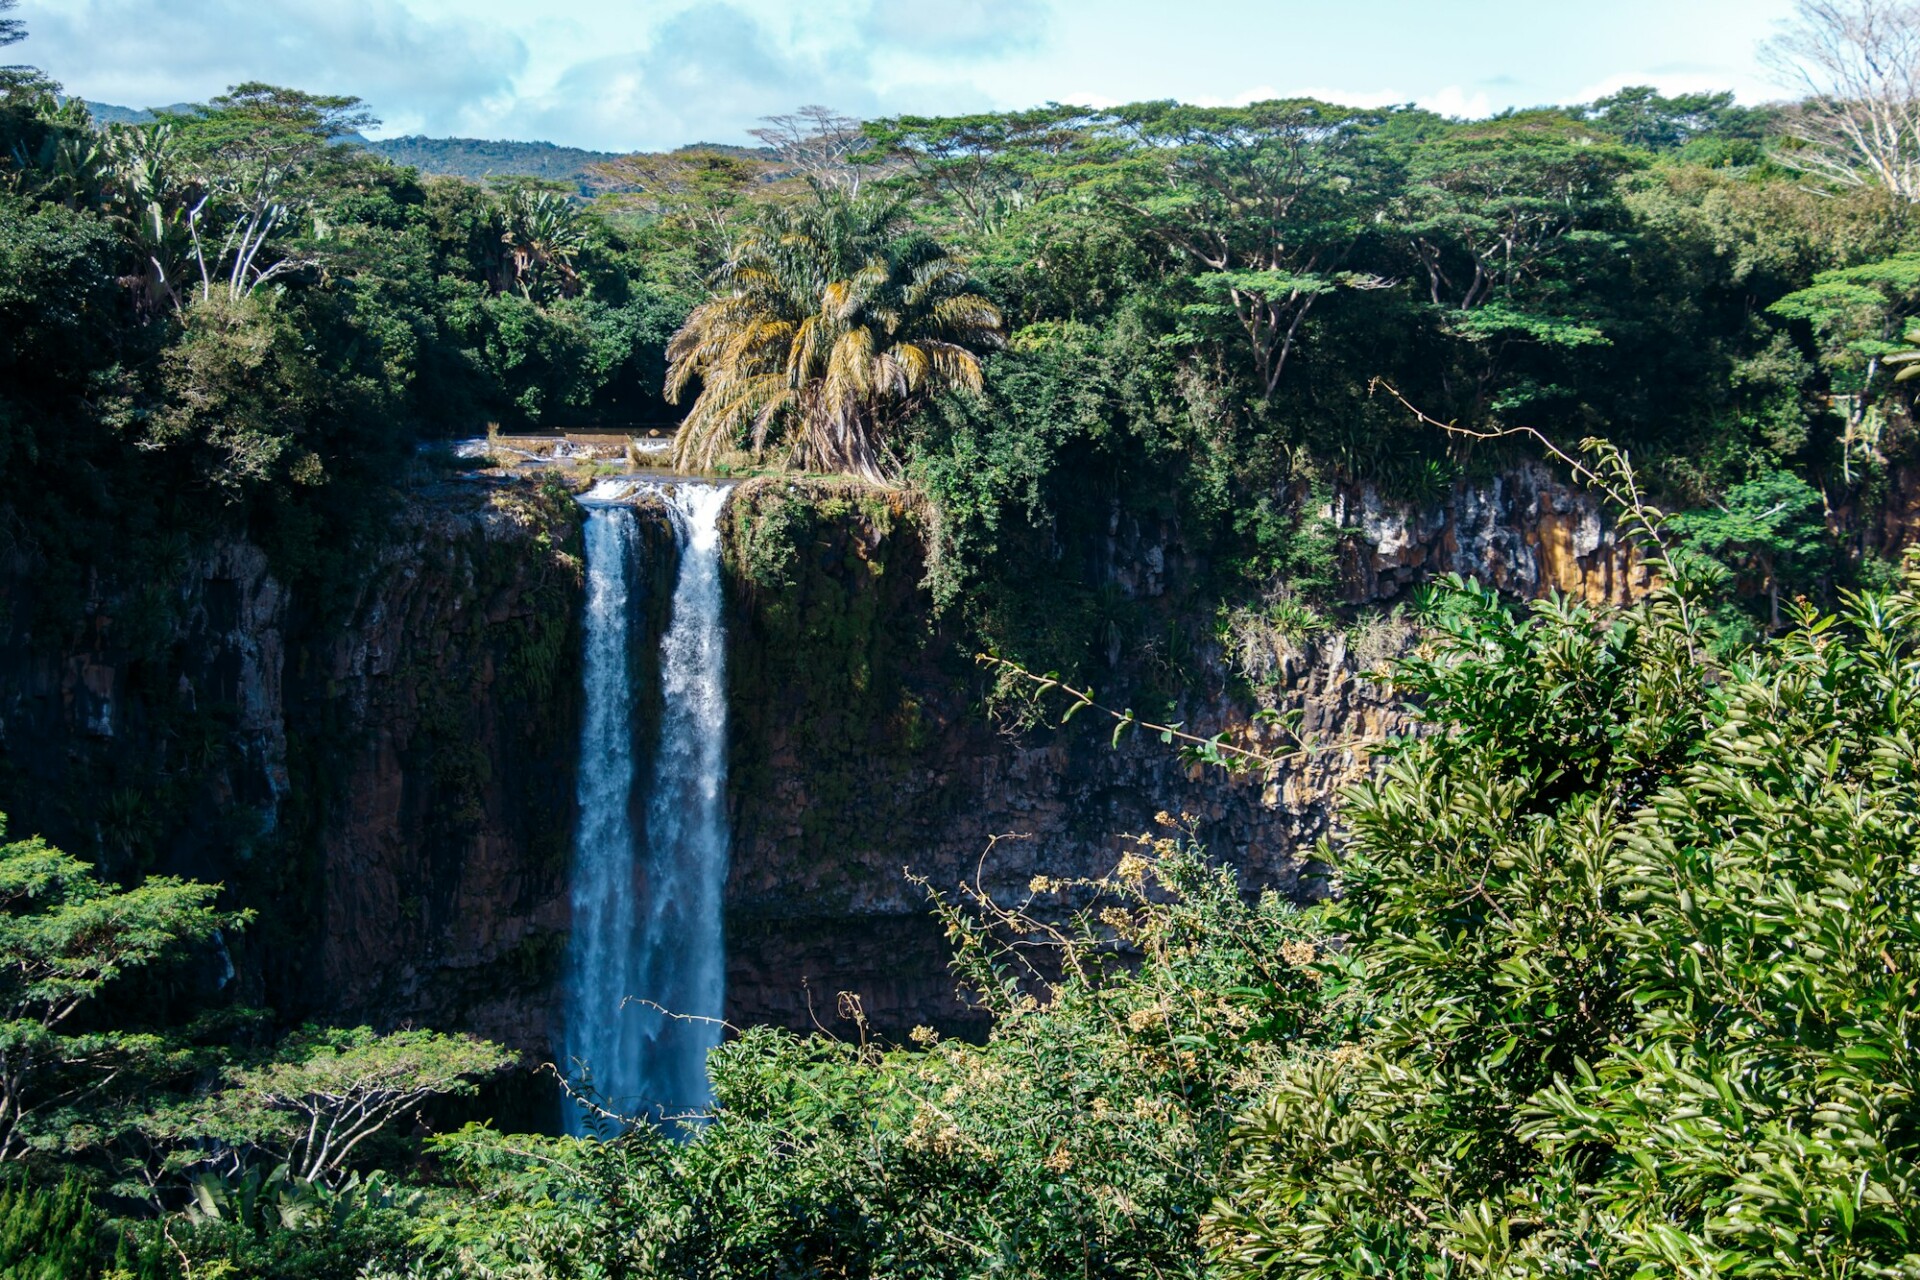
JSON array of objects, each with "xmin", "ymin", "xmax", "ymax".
[{"xmin": 1211, "ymin": 555, "xmax": 1920, "ymax": 1279}]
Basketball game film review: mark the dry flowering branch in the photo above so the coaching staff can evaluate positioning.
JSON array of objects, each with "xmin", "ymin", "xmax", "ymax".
[
  {"xmin": 975, "ymin": 654, "xmax": 1368, "ymax": 776},
  {"xmin": 1367, "ymin": 378, "xmax": 1673, "ymax": 552}
]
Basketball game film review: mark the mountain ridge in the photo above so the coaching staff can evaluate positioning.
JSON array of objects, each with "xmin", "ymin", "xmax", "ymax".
[
  {"xmin": 76, "ymin": 102, "xmax": 776, "ymax": 189},
  {"xmin": 79, "ymin": 100, "xmax": 620, "ymax": 184}
]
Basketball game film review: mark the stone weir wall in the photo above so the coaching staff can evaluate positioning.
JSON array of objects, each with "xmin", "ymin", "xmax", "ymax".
[{"xmin": 0, "ymin": 480, "xmax": 649, "ymax": 1057}]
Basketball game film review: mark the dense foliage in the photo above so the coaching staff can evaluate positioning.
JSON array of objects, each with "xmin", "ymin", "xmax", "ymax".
[
  {"xmin": 0, "ymin": 71, "xmax": 685, "ymax": 599},
  {"xmin": 417, "ymin": 832, "xmax": 1338, "ymax": 1277},
  {"xmin": 0, "ymin": 818, "xmax": 236, "ymax": 1163},
  {"xmin": 1209, "ymin": 538, "xmax": 1920, "ymax": 1277},
  {"xmin": 0, "ymin": 818, "xmax": 507, "ymax": 1275},
  {"xmin": 843, "ymin": 89, "xmax": 1918, "ymax": 673},
  {"xmin": 13, "ymin": 1, "xmax": 1920, "ymax": 1274}
]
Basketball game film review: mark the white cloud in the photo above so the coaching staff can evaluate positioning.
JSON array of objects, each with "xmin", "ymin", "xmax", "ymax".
[
  {"xmin": 521, "ymin": 4, "xmax": 871, "ymax": 151},
  {"xmin": 865, "ymin": 0, "xmax": 1049, "ymax": 56},
  {"xmin": 523, "ymin": 2, "xmax": 1000, "ymax": 152},
  {"xmin": 16, "ymin": 0, "xmax": 526, "ymax": 135},
  {"xmin": 1419, "ymin": 85, "xmax": 1495, "ymax": 120}
]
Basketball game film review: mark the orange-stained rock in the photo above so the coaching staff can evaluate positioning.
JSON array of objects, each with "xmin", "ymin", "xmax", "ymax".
[{"xmin": 1331, "ymin": 462, "xmax": 1653, "ymax": 607}]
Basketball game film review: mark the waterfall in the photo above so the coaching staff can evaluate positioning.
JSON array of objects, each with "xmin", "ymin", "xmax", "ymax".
[
  {"xmin": 562, "ymin": 480, "xmax": 732, "ymax": 1134},
  {"xmin": 562, "ymin": 496, "xmax": 640, "ymax": 1130}
]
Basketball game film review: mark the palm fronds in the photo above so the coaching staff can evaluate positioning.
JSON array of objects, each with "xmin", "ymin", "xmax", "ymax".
[{"xmin": 665, "ymin": 193, "xmax": 1005, "ymax": 481}]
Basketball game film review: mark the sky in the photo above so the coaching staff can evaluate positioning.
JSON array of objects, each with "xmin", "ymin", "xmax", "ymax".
[{"xmin": 13, "ymin": 0, "xmax": 1802, "ymax": 153}]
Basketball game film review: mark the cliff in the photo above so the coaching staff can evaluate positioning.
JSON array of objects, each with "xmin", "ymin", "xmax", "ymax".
[
  {"xmin": 0, "ymin": 478, "xmax": 597, "ymax": 1054},
  {"xmin": 0, "ymin": 456, "xmax": 1709, "ymax": 1064},
  {"xmin": 278, "ymin": 481, "xmax": 591, "ymax": 1050},
  {"xmin": 719, "ymin": 478, "xmax": 1406, "ymax": 1038},
  {"xmin": 717, "ymin": 459, "xmax": 1669, "ymax": 1038}
]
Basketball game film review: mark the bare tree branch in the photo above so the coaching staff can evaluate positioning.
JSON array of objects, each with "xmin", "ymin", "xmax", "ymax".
[{"xmin": 1765, "ymin": 0, "xmax": 1920, "ymax": 199}]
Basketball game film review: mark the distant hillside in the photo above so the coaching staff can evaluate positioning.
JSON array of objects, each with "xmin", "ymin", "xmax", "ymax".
[
  {"xmin": 77, "ymin": 105, "xmax": 616, "ymax": 184},
  {"xmin": 77, "ymin": 100, "xmax": 194, "ymax": 126},
  {"xmin": 365, "ymin": 136, "xmax": 622, "ymax": 187},
  {"xmin": 73, "ymin": 107, "xmax": 786, "ymax": 193}
]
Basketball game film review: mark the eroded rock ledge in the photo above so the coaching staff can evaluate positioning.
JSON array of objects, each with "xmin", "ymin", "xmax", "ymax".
[{"xmin": 1332, "ymin": 461, "xmax": 1652, "ymax": 606}]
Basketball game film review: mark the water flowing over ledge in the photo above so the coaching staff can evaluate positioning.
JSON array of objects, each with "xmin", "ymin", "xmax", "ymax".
[{"xmin": 562, "ymin": 479, "xmax": 732, "ymax": 1133}]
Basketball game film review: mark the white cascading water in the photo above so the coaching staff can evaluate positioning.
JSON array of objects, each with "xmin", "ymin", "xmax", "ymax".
[{"xmin": 562, "ymin": 479, "xmax": 732, "ymax": 1134}]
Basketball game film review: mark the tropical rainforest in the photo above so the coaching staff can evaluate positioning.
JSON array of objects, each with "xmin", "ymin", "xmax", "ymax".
[{"xmin": 4, "ymin": 0, "xmax": 1920, "ymax": 1273}]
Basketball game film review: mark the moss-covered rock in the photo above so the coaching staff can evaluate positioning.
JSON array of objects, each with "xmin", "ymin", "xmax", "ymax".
[{"xmin": 719, "ymin": 476, "xmax": 1380, "ymax": 1041}]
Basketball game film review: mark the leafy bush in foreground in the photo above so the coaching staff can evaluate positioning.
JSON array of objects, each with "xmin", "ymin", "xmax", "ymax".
[
  {"xmin": 1210, "ymin": 557, "xmax": 1920, "ymax": 1277},
  {"xmin": 420, "ymin": 835, "xmax": 1337, "ymax": 1278}
]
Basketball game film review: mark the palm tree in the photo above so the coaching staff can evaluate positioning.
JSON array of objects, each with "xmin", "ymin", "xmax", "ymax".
[
  {"xmin": 501, "ymin": 188, "xmax": 586, "ymax": 301},
  {"xmin": 665, "ymin": 193, "xmax": 1005, "ymax": 482},
  {"xmin": 103, "ymin": 124, "xmax": 194, "ymax": 317}
]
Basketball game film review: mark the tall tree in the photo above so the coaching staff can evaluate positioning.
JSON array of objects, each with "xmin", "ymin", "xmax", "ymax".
[
  {"xmin": 590, "ymin": 147, "xmax": 791, "ymax": 283},
  {"xmin": 171, "ymin": 1026, "xmax": 514, "ymax": 1185},
  {"xmin": 1395, "ymin": 114, "xmax": 1633, "ymax": 416},
  {"xmin": 0, "ymin": 818, "xmax": 240, "ymax": 1162},
  {"xmin": 1764, "ymin": 0, "xmax": 1920, "ymax": 199},
  {"xmin": 748, "ymin": 105, "xmax": 876, "ymax": 195},
  {"xmin": 1584, "ymin": 85, "xmax": 1750, "ymax": 151},
  {"xmin": 1102, "ymin": 100, "xmax": 1398, "ymax": 400},
  {"xmin": 666, "ymin": 193, "xmax": 1005, "ymax": 481},
  {"xmin": 866, "ymin": 105, "xmax": 1110, "ymax": 239},
  {"xmin": 498, "ymin": 186, "xmax": 585, "ymax": 301},
  {"xmin": 156, "ymin": 84, "xmax": 381, "ymax": 303}
]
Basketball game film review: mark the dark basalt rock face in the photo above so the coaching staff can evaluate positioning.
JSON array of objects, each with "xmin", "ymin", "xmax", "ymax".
[
  {"xmin": 718, "ymin": 477, "xmax": 1410, "ymax": 1041},
  {"xmin": 281, "ymin": 486, "xmax": 590, "ymax": 1051},
  {"xmin": 0, "ymin": 481, "xmax": 614, "ymax": 1055}
]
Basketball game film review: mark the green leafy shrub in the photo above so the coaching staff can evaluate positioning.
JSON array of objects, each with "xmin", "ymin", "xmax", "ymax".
[
  {"xmin": 0, "ymin": 1177, "xmax": 100, "ymax": 1280},
  {"xmin": 1208, "ymin": 553, "xmax": 1920, "ymax": 1277},
  {"xmin": 422, "ymin": 826, "xmax": 1338, "ymax": 1278},
  {"xmin": 0, "ymin": 817, "xmax": 239, "ymax": 1163}
]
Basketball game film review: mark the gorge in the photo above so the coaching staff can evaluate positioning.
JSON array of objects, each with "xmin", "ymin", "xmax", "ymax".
[
  {"xmin": 0, "ymin": 453, "xmax": 1726, "ymax": 1072},
  {"xmin": 11, "ymin": 27, "xmax": 1920, "ymax": 1267}
]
